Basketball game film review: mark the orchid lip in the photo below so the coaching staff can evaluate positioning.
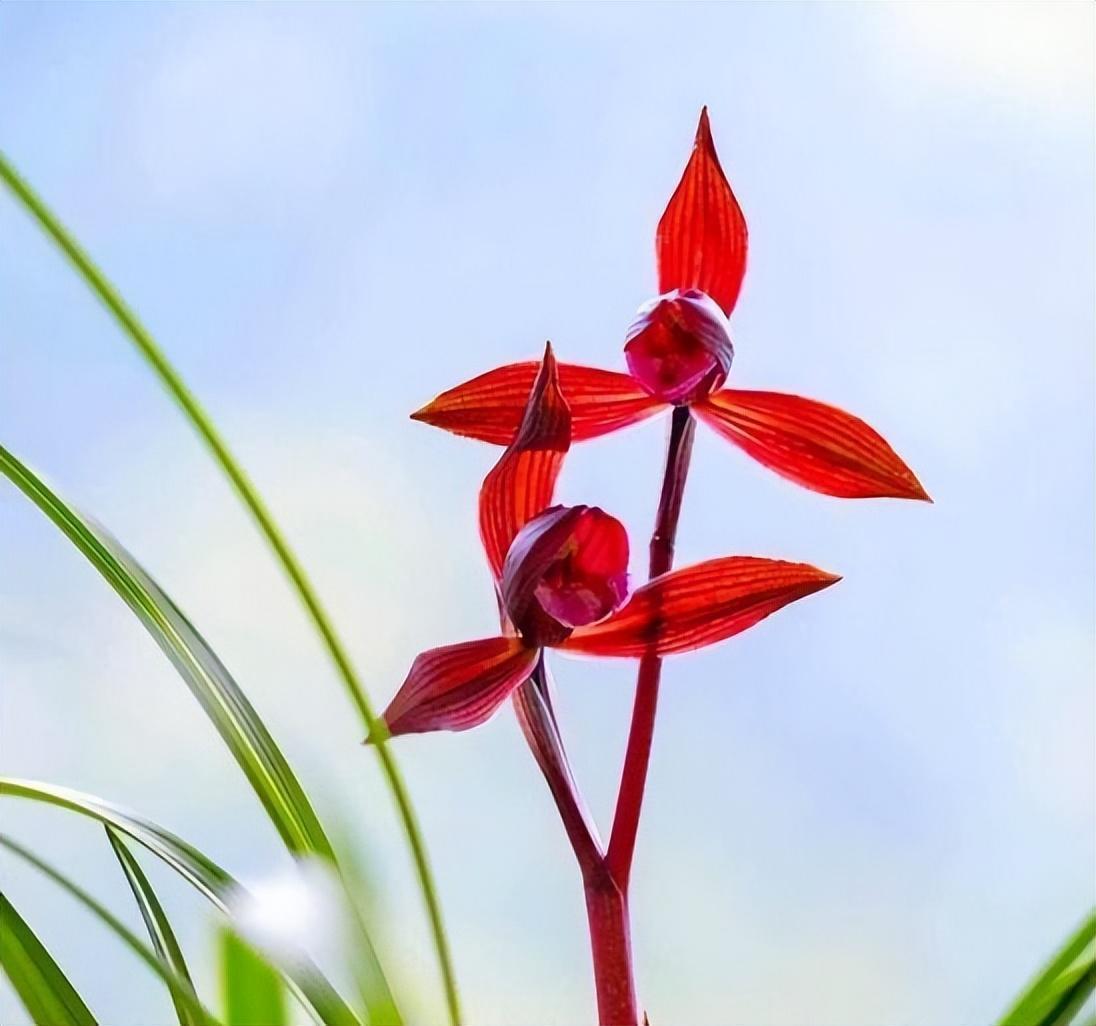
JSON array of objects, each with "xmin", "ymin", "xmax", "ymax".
[{"xmin": 501, "ymin": 504, "xmax": 630, "ymax": 644}]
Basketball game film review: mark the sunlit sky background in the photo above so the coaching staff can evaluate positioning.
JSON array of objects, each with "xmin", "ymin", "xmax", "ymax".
[{"xmin": 2, "ymin": 4, "xmax": 1093, "ymax": 1024}]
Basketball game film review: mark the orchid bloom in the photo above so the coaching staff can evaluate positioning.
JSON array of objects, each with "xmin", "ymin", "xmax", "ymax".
[
  {"xmin": 411, "ymin": 108, "xmax": 928, "ymax": 502},
  {"xmin": 377, "ymin": 346, "xmax": 839, "ymax": 739}
]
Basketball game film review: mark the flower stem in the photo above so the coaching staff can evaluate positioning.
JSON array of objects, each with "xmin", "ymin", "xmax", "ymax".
[
  {"xmin": 608, "ymin": 404, "xmax": 696, "ymax": 888},
  {"xmin": 583, "ymin": 865, "xmax": 639, "ymax": 1026},
  {"xmin": 0, "ymin": 151, "xmax": 462, "ymax": 1026},
  {"xmin": 512, "ymin": 657, "xmax": 602, "ymax": 871}
]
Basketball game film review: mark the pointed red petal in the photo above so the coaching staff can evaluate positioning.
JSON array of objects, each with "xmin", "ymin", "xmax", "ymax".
[
  {"xmin": 695, "ymin": 389, "xmax": 931, "ymax": 500},
  {"xmin": 479, "ymin": 345, "xmax": 571, "ymax": 579},
  {"xmin": 379, "ymin": 636, "xmax": 539, "ymax": 737},
  {"xmin": 656, "ymin": 107, "xmax": 749, "ymax": 316},
  {"xmin": 412, "ymin": 361, "xmax": 663, "ymax": 445},
  {"xmin": 561, "ymin": 557, "xmax": 839, "ymax": 657}
]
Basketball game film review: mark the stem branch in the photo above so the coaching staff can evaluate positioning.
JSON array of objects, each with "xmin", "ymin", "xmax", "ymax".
[{"xmin": 607, "ymin": 405, "xmax": 696, "ymax": 888}]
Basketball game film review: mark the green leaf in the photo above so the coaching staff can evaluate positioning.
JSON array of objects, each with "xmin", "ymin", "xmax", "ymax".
[
  {"xmin": 0, "ymin": 778, "xmax": 233, "ymax": 908},
  {"xmin": 0, "ymin": 780, "xmax": 362, "ymax": 1026},
  {"xmin": 0, "ymin": 149, "xmax": 459, "ymax": 1025},
  {"xmin": 0, "ymin": 444, "xmax": 332, "ymax": 862},
  {"xmin": 219, "ymin": 929, "xmax": 287, "ymax": 1026},
  {"xmin": 0, "ymin": 891, "xmax": 98, "ymax": 1026},
  {"xmin": 1000, "ymin": 910, "xmax": 1096, "ymax": 1026},
  {"xmin": 0, "ymin": 835, "xmax": 216, "ymax": 1025},
  {"xmin": 1041, "ymin": 963, "xmax": 1096, "ymax": 1026},
  {"xmin": 105, "ymin": 826, "xmax": 199, "ymax": 1026}
]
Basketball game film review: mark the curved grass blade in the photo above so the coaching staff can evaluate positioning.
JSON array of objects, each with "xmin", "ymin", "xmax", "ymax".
[
  {"xmin": 0, "ymin": 779, "xmax": 361, "ymax": 1026},
  {"xmin": 0, "ymin": 835, "xmax": 216, "ymax": 1026},
  {"xmin": 1041, "ymin": 963, "xmax": 1096, "ymax": 1026},
  {"xmin": 999, "ymin": 910, "xmax": 1096, "ymax": 1026},
  {"xmin": 1, "ymin": 778, "xmax": 232, "ymax": 907},
  {"xmin": 0, "ymin": 445, "xmax": 331, "ymax": 861},
  {"xmin": 0, "ymin": 150, "xmax": 460, "ymax": 1026},
  {"xmin": 0, "ymin": 891, "xmax": 98, "ymax": 1026},
  {"xmin": 220, "ymin": 929, "xmax": 287, "ymax": 1026},
  {"xmin": 105, "ymin": 827, "xmax": 198, "ymax": 1026}
]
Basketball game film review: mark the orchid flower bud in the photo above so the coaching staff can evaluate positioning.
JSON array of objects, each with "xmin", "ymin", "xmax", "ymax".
[{"xmin": 624, "ymin": 288, "xmax": 734, "ymax": 404}]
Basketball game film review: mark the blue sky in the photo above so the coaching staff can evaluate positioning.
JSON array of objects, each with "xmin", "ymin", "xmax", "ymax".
[{"xmin": 1, "ymin": 4, "xmax": 1093, "ymax": 1024}]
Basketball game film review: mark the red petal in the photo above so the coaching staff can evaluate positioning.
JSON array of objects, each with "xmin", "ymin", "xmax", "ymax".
[
  {"xmin": 656, "ymin": 107, "xmax": 749, "ymax": 316},
  {"xmin": 561, "ymin": 557, "xmax": 839, "ymax": 657},
  {"xmin": 479, "ymin": 345, "xmax": 571, "ymax": 579},
  {"xmin": 379, "ymin": 636, "xmax": 539, "ymax": 737},
  {"xmin": 695, "ymin": 389, "xmax": 931, "ymax": 500},
  {"xmin": 412, "ymin": 361, "xmax": 663, "ymax": 445}
]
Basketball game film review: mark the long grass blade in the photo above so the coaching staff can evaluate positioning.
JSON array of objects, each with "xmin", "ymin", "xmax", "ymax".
[
  {"xmin": 0, "ymin": 835, "xmax": 216, "ymax": 1025},
  {"xmin": 999, "ymin": 911, "xmax": 1096, "ymax": 1026},
  {"xmin": 105, "ymin": 826, "xmax": 199, "ymax": 1026},
  {"xmin": 0, "ymin": 445, "xmax": 333, "ymax": 860},
  {"xmin": 0, "ymin": 150, "xmax": 460, "ymax": 1025},
  {"xmin": 0, "ymin": 778, "xmax": 362, "ymax": 1026},
  {"xmin": 0, "ymin": 891, "xmax": 98, "ymax": 1026},
  {"xmin": 0, "ymin": 778, "xmax": 232, "ymax": 906},
  {"xmin": 219, "ymin": 929, "xmax": 287, "ymax": 1026}
]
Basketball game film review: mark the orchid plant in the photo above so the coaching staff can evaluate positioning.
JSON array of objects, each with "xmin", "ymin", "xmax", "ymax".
[
  {"xmin": 383, "ymin": 109, "xmax": 929, "ymax": 1023},
  {"xmin": 4, "ymin": 106, "xmax": 1090, "ymax": 1026}
]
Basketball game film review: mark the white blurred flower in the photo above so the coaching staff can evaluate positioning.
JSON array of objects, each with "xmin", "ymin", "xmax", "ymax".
[{"xmin": 229, "ymin": 857, "xmax": 351, "ymax": 969}]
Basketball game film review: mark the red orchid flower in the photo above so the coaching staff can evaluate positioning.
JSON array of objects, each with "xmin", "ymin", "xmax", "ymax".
[
  {"xmin": 377, "ymin": 345, "xmax": 839, "ymax": 739},
  {"xmin": 411, "ymin": 108, "xmax": 929, "ymax": 502}
]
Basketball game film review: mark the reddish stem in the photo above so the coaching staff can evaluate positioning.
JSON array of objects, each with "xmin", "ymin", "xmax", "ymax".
[
  {"xmin": 512, "ymin": 657, "xmax": 603, "ymax": 871},
  {"xmin": 583, "ymin": 866, "xmax": 639, "ymax": 1026},
  {"xmin": 608, "ymin": 405, "xmax": 696, "ymax": 887},
  {"xmin": 518, "ymin": 405, "xmax": 696, "ymax": 1026}
]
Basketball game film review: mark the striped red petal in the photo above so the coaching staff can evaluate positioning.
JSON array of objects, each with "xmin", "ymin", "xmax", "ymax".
[
  {"xmin": 695, "ymin": 389, "xmax": 930, "ymax": 500},
  {"xmin": 479, "ymin": 345, "xmax": 571, "ymax": 580},
  {"xmin": 412, "ymin": 361, "xmax": 663, "ymax": 446},
  {"xmin": 656, "ymin": 107, "xmax": 749, "ymax": 316},
  {"xmin": 561, "ymin": 556, "xmax": 839, "ymax": 657},
  {"xmin": 379, "ymin": 636, "xmax": 539, "ymax": 738}
]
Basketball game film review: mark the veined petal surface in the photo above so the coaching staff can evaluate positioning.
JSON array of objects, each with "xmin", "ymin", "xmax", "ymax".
[
  {"xmin": 695, "ymin": 388, "xmax": 930, "ymax": 500},
  {"xmin": 479, "ymin": 345, "xmax": 571, "ymax": 579},
  {"xmin": 562, "ymin": 556, "xmax": 839, "ymax": 657},
  {"xmin": 413, "ymin": 361, "xmax": 661, "ymax": 445},
  {"xmin": 656, "ymin": 107, "xmax": 748, "ymax": 316},
  {"xmin": 380, "ymin": 637, "xmax": 539, "ymax": 737}
]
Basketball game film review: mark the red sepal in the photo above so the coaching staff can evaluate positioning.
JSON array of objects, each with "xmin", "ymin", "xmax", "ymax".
[
  {"xmin": 413, "ymin": 361, "xmax": 662, "ymax": 446},
  {"xmin": 695, "ymin": 389, "xmax": 931, "ymax": 500},
  {"xmin": 378, "ymin": 636, "xmax": 539, "ymax": 738},
  {"xmin": 479, "ymin": 345, "xmax": 571, "ymax": 579},
  {"xmin": 561, "ymin": 556, "xmax": 839, "ymax": 657},
  {"xmin": 656, "ymin": 107, "xmax": 748, "ymax": 316}
]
